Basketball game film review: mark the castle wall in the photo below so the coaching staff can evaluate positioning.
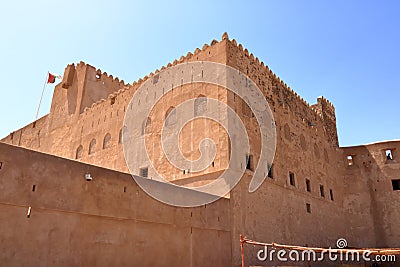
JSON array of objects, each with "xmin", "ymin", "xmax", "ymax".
[
  {"xmin": 126, "ymin": 82, "xmax": 230, "ymax": 182},
  {"xmin": 1, "ymin": 115, "xmax": 48, "ymax": 151},
  {"xmin": 342, "ymin": 141, "xmax": 400, "ymax": 248},
  {"xmin": 223, "ymin": 38, "xmax": 377, "ymax": 266},
  {"xmin": 0, "ymin": 143, "xmax": 231, "ymax": 267}
]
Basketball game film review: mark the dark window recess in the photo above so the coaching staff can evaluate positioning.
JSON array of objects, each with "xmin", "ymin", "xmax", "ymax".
[
  {"xmin": 246, "ymin": 154, "xmax": 253, "ymax": 171},
  {"xmin": 386, "ymin": 149, "xmax": 393, "ymax": 160},
  {"xmin": 306, "ymin": 179, "xmax": 311, "ymax": 192},
  {"xmin": 140, "ymin": 167, "xmax": 148, "ymax": 178},
  {"xmin": 32, "ymin": 185, "xmax": 36, "ymax": 192},
  {"xmin": 289, "ymin": 172, "xmax": 295, "ymax": 186},
  {"xmin": 123, "ymin": 186, "xmax": 127, "ymax": 193},
  {"xmin": 306, "ymin": 203, "xmax": 311, "ymax": 213},
  {"xmin": 392, "ymin": 179, "xmax": 400, "ymax": 191},
  {"xmin": 330, "ymin": 189, "xmax": 334, "ymax": 201},
  {"xmin": 211, "ymin": 161, "xmax": 215, "ymax": 167},
  {"xmin": 0, "ymin": 162, "xmax": 3, "ymax": 169},
  {"xmin": 118, "ymin": 128, "xmax": 124, "ymax": 144},
  {"xmin": 267, "ymin": 164, "xmax": 273, "ymax": 178},
  {"xmin": 320, "ymin": 185, "xmax": 325, "ymax": 198}
]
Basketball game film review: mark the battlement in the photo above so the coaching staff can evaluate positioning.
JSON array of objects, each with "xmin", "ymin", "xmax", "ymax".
[
  {"xmin": 62, "ymin": 61, "xmax": 126, "ymax": 89},
  {"xmin": 61, "ymin": 62, "xmax": 125, "ymax": 91},
  {"xmin": 317, "ymin": 96, "xmax": 335, "ymax": 114},
  {"xmin": 50, "ymin": 33, "xmax": 339, "ymax": 147},
  {"xmin": 116, "ymin": 31, "xmax": 320, "ymax": 115},
  {"xmin": 223, "ymin": 33, "xmax": 329, "ymax": 117},
  {"xmin": 82, "ymin": 32, "xmax": 336, "ymax": 137},
  {"xmin": 54, "ymin": 61, "xmax": 129, "ymax": 115},
  {"xmin": 0, "ymin": 32, "xmax": 341, "ymax": 154},
  {"xmin": 220, "ymin": 33, "xmax": 340, "ymax": 147},
  {"xmin": 82, "ymin": 32, "xmax": 231, "ymax": 110},
  {"xmin": 311, "ymin": 96, "xmax": 336, "ymax": 120}
]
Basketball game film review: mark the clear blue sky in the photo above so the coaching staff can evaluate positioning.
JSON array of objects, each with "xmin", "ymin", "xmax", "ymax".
[{"xmin": 0, "ymin": 0, "xmax": 399, "ymax": 146}]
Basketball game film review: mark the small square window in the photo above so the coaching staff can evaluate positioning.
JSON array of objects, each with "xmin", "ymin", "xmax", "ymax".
[
  {"xmin": 320, "ymin": 185, "xmax": 325, "ymax": 198},
  {"xmin": 306, "ymin": 203, "xmax": 311, "ymax": 213},
  {"xmin": 386, "ymin": 149, "xmax": 393, "ymax": 160},
  {"xmin": 306, "ymin": 179, "xmax": 311, "ymax": 192},
  {"xmin": 392, "ymin": 179, "xmax": 400, "ymax": 191},
  {"xmin": 347, "ymin": 155, "xmax": 354, "ymax": 166},
  {"xmin": 139, "ymin": 167, "xmax": 148, "ymax": 178},
  {"xmin": 289, "ymin": 172, "xmax": 295, "ymax": 186}
]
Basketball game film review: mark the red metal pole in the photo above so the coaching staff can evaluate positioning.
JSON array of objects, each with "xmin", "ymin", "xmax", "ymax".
[{"xmin": 240, "ymin": 234, "xmax": 245, "ymax": 267}]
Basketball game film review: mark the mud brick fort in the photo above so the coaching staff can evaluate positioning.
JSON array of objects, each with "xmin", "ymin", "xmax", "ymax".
[{"xmin": 0, "ymin": 33, "xmax": 399, "ymax": 266}]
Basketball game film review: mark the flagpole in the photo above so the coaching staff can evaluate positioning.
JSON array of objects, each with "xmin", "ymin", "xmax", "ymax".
[{"xmin": 35, "ymin": 71, "xmax": 49, "ymax": 120}]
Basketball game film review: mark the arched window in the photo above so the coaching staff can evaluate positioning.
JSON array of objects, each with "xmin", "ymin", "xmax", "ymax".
[
  {"xmin": 242, "ymin": 97, "xmax": 252, "ymax": 117},
  {"xmin": 194, "ymin": 95, "xmax": 207, "ymax": 115},
  {"xmin": 165, "ymin": 106, "xmax": 177, "ymax": 126},
  {"xmin": 89, "ymin": 139, "xmax": 96, "ymax": 155},
  {"xmin": 75, "ymin": 145, "xmax": 83, "ymax": 159},
  {"xmin": 141, "ymin": 117, "xmax": 152, "ymax": 135},
  {"xmin": 103, "ymin": 133, "xmax": 111, "ymax": 149}
]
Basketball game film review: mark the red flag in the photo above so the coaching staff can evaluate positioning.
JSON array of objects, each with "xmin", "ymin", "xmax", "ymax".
[{"xmin": 47, "ymin": 73, "xmax": 62, "ymax": 84}]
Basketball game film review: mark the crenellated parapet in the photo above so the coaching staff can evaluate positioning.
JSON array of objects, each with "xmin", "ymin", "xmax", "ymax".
[
  {"xmin": 312, "ymin": 96, "xmax": 338, "ymax": 146},
  {"xmin": 55, "ymin": 61, "xmax": 129, "ymax": 116},
  {"xmin": 311, "ymin": 96, "xmax": 335, "ymax": 118},
  {"xmin": 74, "ymin": 61, "xmax": 126, "ymax": 88},
  {"xmin": 222, "ymin": 32, "xmax": 339, "ymax": 145},
  {"xmin": 52, "ymin": 33, "xmax": 339, "ymax": 147},
  {"xmin": 225, "ymin": 34, "xmax": 316, "ymax": 110}
]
